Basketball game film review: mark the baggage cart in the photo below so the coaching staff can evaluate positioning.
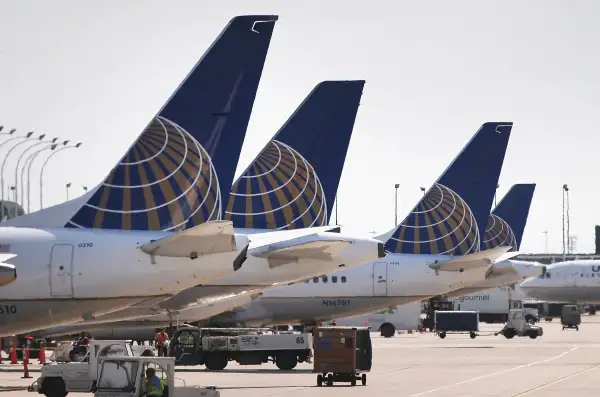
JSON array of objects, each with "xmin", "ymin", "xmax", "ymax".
[
  {"xmin": 561, "ymin": 305, "xmax": 581, "ymax": 330},
  {"xmin": 313, "ymin": 326, "xmax": 371, "ymax": 387},
  {"xmin": 434, "ymin": 310, "xmax": 480, "ymax": 339}
]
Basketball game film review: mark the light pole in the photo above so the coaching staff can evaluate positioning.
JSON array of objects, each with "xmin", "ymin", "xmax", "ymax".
[
  {"xmin": 495, "ymin": 184, "xmax": 499, "ymax": 207},
  {"xmin": 564, "ymin": 185, "xmax": 571, "ymax": 254},
  {"xmin": 543, "ymin": 231, "xmax": 548, "ymax": 253},
  {"xmin": 66, "ymin": 183, "xmax": 71, "ymax": 200},
  {"xmin": 23, "ymin": 143, "xmax": 59, "ymax": 213},
  {"xmin": 420, "ymin": 186, "xmax": 426, "ymax": 196},
  {"xmin": 394, "ymin": 183, "xmax": 400, "ymax": 227},
  {"xmin": 562, "ymin": 184, "xmax": 569, "ymax": 256},
  {"xmin": 14, "ymin": 135, "xmax": 58, "ymax": 206},
  {"xmin": 0, "ymin": 127, "xmax": 16, "ymax": 138},
  {"xmin": 0, "ymin": 131, "xmax": 34, "ymax": 209},
  {"xmin": 39, "ymin": 142, "xmax": 82, "ymax": 208}
]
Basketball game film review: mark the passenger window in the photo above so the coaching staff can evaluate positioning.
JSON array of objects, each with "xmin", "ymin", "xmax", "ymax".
[
  {"xmin": 341, "ymin": 276, "xmax": 347, "ymax": 283},
  {"xmin": 332, "ymin": 276, "xmax": 338, "ymax": 283},
  {"xmin": 322, "ymin": 276, "xmax": 328, "ymax": 283},
  {"xmin": 313, "ymin": 277, "xmax": 319, "ymax": 283}
]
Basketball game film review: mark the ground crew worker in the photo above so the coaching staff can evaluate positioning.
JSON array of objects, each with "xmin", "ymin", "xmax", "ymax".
[
  {"xmin": 142, "ymin": 367, "xmax": 164, "ymax": 397},
  {"xmin": 154, "ymin": 328, "xmax": 168, "ymax": 357}
]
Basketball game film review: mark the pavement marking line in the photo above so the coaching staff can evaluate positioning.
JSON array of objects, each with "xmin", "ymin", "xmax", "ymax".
[
  {"xmin": 511, "ymin": 363, "xmax": 600, "ymax": 396},
  {"xmin": 410, "ymin": 345, "xmax": 579, "ymax": 397}
]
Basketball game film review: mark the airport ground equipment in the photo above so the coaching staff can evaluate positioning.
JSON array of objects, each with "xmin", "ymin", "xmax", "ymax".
[
  {"xmin": 313, "ymin": 326, "xmax": 371, "ymax": 387},
  {"xmin": 94, "ymin": 356, "xmax": 219, "ymax": 397},
  {"xmin": 423, "ymin": 296, "xmax": 454, "ymax": 331},
  {"xmin": 495, "ymin": 309, "xmax": 544, "ymax": 339},
  {"xmin": 561, "ymin": 305, "xmax": 581, "ymax": 330},
  {"xmin": 168, "ymin": 326, "xmax": 312, "ymax": 371},
  {"xmin": 434, "ymin": 311, "xmax": 480, "ymax": 339},
  {"xmin": 29, "ymin": 340, "xmax": 154, "ymax": 397}
]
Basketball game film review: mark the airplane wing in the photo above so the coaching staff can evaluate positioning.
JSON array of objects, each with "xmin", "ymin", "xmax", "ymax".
[
  {"xmin": 429, "ymin": 246, "xmax": 513, "ymax": 272},
  {"xmin": 250, "ymin": 234, "xmax": 351, "ymax": 267},
  {"xmin": 140, "ymin": 221, "xmax": 236, "ymax": 259},
  {"xmin": 0, "ymin": 253, "xmax": 16, "ymax": 287}
]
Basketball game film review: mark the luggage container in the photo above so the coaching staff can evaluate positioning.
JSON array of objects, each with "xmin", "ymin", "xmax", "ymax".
[
  {"xmin": 313, "ymin": 326, "xmax": 371, "ymax": 387},
  {"xmin": 434, "ymin": 310, "xmax": 480, "ymax": 339},
  {"xmin": 561, "ymin": 305, "xmax": 581, "ymax": 330}
]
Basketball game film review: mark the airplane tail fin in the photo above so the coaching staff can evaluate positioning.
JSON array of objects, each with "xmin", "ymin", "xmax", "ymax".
[
  {"xmin": 62, "ymin": 16, "xmax": 278, "ymax": 231},
  {"xmin": 225, "ymin": 80, "xmax": 365, "ymax": 229},
  {"xmin": 483, "ymin": 183, "xmax": 536, "ymax": 251},
  {"xmin": 384, "ymin": 122, "xmax": 513, "ymax": 255}
]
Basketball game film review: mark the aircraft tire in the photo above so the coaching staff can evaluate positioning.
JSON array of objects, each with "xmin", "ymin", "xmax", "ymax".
[{"xmin": 380, "ymin": 323, "xmax": 395, "ymax": 338}]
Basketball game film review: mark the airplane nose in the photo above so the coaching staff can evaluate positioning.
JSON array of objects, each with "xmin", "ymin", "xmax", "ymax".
[{"xmin": 0, "ymin": 263, "xmax": 16, "ymax": 286}]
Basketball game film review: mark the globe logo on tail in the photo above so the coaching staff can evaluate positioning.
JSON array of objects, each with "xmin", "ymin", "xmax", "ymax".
[
  {"xmin": 482, "ymin": 214, "xmax": 517, "ymax": 251},
  {"xmin": 67, "ymin": 116, "xmax": 221, "ymax": 231},
  {"xmin": 224, "ymin": 139, "xmax": 327, "ymax": 229},
  {"xmin": 385, "ymin": 183, "xmax": 479, "ymax": 255}
]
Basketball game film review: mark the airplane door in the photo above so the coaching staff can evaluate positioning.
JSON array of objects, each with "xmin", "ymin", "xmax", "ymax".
[
  {"xmin": 373, "ymin": 262, "xmax": 388, "ymax": 296},
  {"xmin": 49, "ymin": 244, "xmax": 74, "ymax": 297}
]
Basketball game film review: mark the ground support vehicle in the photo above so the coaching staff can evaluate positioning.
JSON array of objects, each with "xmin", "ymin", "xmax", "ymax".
[
  {"xmin": 434, "ymin": 311, "xmax": 483, "ymax": 339},
  {"xmin": 29, "ymin": 340, "xmax": 154, "ymax": 397},
  {"xmin": 313, "ymin": 326, "xmax": 371, "ymax": 387},
  {"xmin": 423, "ymin": 297, "xmax": 454, "ymax": 331},
  {"xmin": 495, "ymin": 309, "xmax": 544, "ymax": 339},
  {"xmin": 95, "ymin": 356, "xmax": 218, "ymax": 397},
  {"xmin": 561, "ymin": 305, "xmax": 581, "ymax": 331},
  {"xmin": 168, "ymin": 327, "xmax": 312, "ymax": 371}
]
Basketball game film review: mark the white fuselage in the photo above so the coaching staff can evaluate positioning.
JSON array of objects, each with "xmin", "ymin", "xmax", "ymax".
[
  {"xmin": 147, "ymin": 252, "xmax": 495, "ymax": 327},
  {"xmin": 28, "ymin": 230, "xmax": 383, "ymax": 337},
  {"xmin": 0, "ymin": 226, "xmax": 248, "ymax": 336},
  {"xmin": 520, "ymin": 260, "xmax": 600, "ymax": 303}
]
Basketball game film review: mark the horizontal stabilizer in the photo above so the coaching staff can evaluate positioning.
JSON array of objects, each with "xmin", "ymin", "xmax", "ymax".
[
  {"xmin": 0, "ymin": 254, "xmax": 16, "ymax": 287},
  {"xmin": 140, "ymin": 221, "xmax": 236, "ymax": 259},
  {"xmin": 0, "ymin": 253, "xmax": 16, "ymax": 263},
  {"xmin": 429, "ymin": 246, "xmax": 512, "ymax": 272},
  {"xmin": 494, "ymin": 251, "xmax": 521, "ymax": 264},
  {"xmin": 251, "ymin": 235, "xmax": 351, "ymax": 267}
]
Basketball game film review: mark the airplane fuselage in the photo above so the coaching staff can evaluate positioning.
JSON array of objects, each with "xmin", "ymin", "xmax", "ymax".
[
  {"xmin": 520, "ymin": 261, "xmax": 600, "ymax": 304},
  {"xmin": 28, "ymin": 230, "xmax": 384, "ymax": 337},
  {"xmin": 188, "ymin": 252, "xmax": 495, "ymax": 326},
  {"xmin": 0, "ymin": 226, "xmax": 248, "ymax": 336}
]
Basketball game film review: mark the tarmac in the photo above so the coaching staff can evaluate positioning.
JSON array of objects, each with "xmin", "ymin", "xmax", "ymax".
[{"xmin": 2, "ymin": 317, "xmax": 600, "ymax": 396}]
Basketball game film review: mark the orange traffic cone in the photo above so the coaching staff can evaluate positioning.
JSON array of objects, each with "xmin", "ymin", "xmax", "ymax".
[{"xmin": 38, "ymin": 342, "xmax": 46, "ymax": 364}]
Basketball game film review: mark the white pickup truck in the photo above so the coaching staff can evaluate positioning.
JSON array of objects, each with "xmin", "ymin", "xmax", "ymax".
[{"xmin": 31, "ymin": 340, "xmax": 155, "ymax": 397}]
